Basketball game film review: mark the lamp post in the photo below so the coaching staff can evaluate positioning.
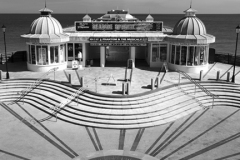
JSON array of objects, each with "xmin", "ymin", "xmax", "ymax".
[
  {"xmin": 2, "ymin": 25, "xmax": 9, "ymax": 79},
  {"xmin": 232, "ymin": 25, "xmax": 240, "ymax": 83}
]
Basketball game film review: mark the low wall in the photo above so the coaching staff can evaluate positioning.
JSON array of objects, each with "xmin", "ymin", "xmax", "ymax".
[{"xmin": 214, "ymin": 52, "xmax": 240, "ymax": 66}]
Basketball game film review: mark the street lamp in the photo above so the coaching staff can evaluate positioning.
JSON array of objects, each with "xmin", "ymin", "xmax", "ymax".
[
  {"xmin": 232, "ymin": 25, "xmax": 240, "ymax": 82},
  {"xmin": 2, "ymin": 24, "xmax": 10, "ymax": 79}
]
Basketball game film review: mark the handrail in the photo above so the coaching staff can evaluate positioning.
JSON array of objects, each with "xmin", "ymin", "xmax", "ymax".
[
  {"xmin": 176, "ymin": 70, "xmax": 219, "ymax": 99},
  {"xmin": 202, "ymin": 62, "xmax": 217, "ymax": 78},
  {"xmin": 38, "ymin": 86, "xmax": 87, "ymax": 122},
  {"xmin": 8, "ymin": 67, "xmax": 59, "ymax": 105}
]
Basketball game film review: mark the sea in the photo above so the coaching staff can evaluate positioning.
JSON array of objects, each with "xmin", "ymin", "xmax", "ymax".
[{"xmin": 0, "ymin": 14, "xmax": 239, "ymax": 55}]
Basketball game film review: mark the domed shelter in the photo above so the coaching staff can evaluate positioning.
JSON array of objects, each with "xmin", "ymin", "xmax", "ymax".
[
  {"xmin": 21, "ymin": 5, "xmax": 69, "ymax": 72},
  {"xmin": 165, "ymin": 7, "xmax": 215, "ymax": 73}
]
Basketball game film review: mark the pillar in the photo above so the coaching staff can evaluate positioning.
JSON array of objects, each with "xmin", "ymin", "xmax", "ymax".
[
  {"xmin": 47, "ymin": 45, "xmax": 50, "ymax": 65},
  {"xmin": 82, "ymin": 42, "xmax": 86, "ymax": 67},
  {"xmin": 130, "ymin": 47, "xmax": 135, "ymax": 68},
  {"xmin": 100, "ymin": 46, "xmax": 105, "ymax": 67}
]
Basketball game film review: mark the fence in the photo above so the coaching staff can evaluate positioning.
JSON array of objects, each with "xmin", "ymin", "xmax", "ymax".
[
  {"xmin": 214, "ymin": 52, "xmax": 240, "ymax": 66},
  {"xmin": 0, "ymin": 51, "xmax": 27, "ymax": 64}
]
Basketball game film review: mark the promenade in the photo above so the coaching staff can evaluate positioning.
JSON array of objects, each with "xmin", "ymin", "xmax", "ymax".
[{"xmin": 0, "ymin": 62, "xmax": 240, "ymax": 160}]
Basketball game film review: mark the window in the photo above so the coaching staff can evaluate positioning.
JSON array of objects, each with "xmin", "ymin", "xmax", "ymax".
[
  {"xmin": 31, "ymin": 45, "xmax": 35, "ymax": 64},
  {"xmin": 160, "ymin": 44, "xmax": 167, "ymax": 62},
  {"xmin": 50, "ymin": 46, "xmax": 59, "ymax": 64},
  {"xmin": 181, "ymin": 46, "xmax": 187, "ymax": 65},
  {"xmin": 175, "ymin": 46, "xmax": 180, "ymax": 65},
  {"xmin": 60, "ymin": 44, "xmax": 66, "ymax": 63},
  {"xmin": 188, "ymin": 46, "xmax": 194, "ymax": 66},
  {"xmin": 68, "ymin": 43, "xmax": 73, "ymax": 59},
  {"xmin": 36, "ymin": 46, "xmax": 48, "ymax": 65},
  {"xmin": 75, "ymin": 43, "xmax": 82, "ymax": 60},
  {"xmin": 28, "ymin": 45, "xmax": 31, "ymax": 63},
  {"xmin": 199, "ymin": 46, "xmax": 206, "ymax": 65},
  {"xmin": 171, "ymin": 45, "xmax": 175, "ymax": 64},
  {"xmin": 152, "ymin": 45, "xmax": 158, "ymax": 62}
]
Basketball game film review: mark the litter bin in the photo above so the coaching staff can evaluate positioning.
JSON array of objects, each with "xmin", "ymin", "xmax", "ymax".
[
  {"xmin": 90, "ymin": 59, "xmax": 94, "ymax": 66},
  {"xmin": 86, "ymin": 60, "xmax": 91, "ymax": 67}
]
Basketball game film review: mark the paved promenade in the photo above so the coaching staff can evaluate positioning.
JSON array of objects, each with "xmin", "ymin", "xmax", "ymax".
[{"xmin": 0, "ymin": 62, "xmax": 240, "ymax": 160}]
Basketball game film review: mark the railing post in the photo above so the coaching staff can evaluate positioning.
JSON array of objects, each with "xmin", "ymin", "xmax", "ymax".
[
  {"xmin": 227, "ymin": 72, "xmax": 231, "ymax": 82},
  {"xmin": 126, "ymin": 82, "xmax": 130, "ymax": 95},
  {"xmin": 122, "ymin": 83, "xmax": 125, "ymax": 95},
  {"xmin": 68, "ymin": 74, "xmax": 71, "ymax": 84},
  {"xmin": 0, "ymin": 70, "xmax": 2, "ymax": 80},
  {"xmin": 151, "ymin": 78, "xmax": 154, "ymax": 90},
  {"xmin": 199, "ymin": 70, "xmax": 203, "ymax": 81},
  {"xmin": 216, "ymin": 71, "xmax": 220, "ymax": 81},
  {"xmin": 81, "ymin": 77, "xmax": 84, "ymax": 87}
]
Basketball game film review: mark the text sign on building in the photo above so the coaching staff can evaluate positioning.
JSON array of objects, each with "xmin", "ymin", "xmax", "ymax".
[
  {"xmin": 89, "ymin": 37, "xmax": 148, "ymax": 42},
  {"xmin": 90, "ymin": 43, "xmax": 147, "ymax": 47},
  {"xmin": 75, "ymin": 21, "xmax": 163, "ymax": 31}
]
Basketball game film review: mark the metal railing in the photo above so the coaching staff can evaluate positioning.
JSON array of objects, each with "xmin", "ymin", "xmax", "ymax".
[
  {"xmin": 38, "ymin": 87, "xmax": 86, "ymax": 122},
  {"xmin": 8, "ymin": 67, "xmax": 59, "ymax": 105},
  {"xmin": 176, "ymin": 70, "xmax": 219, "ymax": 108}
]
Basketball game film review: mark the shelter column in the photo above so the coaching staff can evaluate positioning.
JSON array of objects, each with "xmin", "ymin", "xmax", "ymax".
[
  {"xmin": 82, "ymin": 42, "xmax": 86, "ymax": 67},
  {"xmin": 130, "ymin": 47, "xmax": 135, "ymax": 68},
  {"xmin": 100, "ymin": 46, "xmax": 105, "ymax": 67}
]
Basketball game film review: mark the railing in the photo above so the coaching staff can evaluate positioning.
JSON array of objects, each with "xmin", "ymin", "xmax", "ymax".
[
  {"xmin": 0, "ymin": 51, "xmax": 27, "ymax": 64},
  {"xmin": 38, "ymin": 87, "xmax": 86, "ymax": 122},
  {"xmin": 176, "ymin": 70, "xmax": 219, "ymax": 108},
  {"xmin": 8, "ymin": 67, "xmax": 59, "ymax": 105}
]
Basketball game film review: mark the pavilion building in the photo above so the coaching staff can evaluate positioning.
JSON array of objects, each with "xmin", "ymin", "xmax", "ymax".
[{"xmin": 21, "ymin": 6, "xmax": 215, "ymax": 73}]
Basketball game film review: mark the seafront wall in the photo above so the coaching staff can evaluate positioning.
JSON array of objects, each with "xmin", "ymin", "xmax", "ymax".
[
  {"xmin": 214, "ymin": 52, "xmax": 240, "ymax": 66},
  {"xmin": 0, "ymin": 51, "xmax": 27, "ymax": 64},
  {"xmin": 0, "ymin": 50, "xmax": 240, "ymax": 67}
]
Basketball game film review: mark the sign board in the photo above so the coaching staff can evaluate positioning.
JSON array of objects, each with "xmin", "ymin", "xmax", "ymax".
[
  {"xmin": 72, "ymin": 60, "xmax": 79, "ymax": 70},
  {"xmin": 89, "ymin": 37, "xmax": 148, "ymax": 42},
  {"xmin": 75, "ymin": 21, "xmax": 163, "ymax": 31},
  {"xmin": 90, "ymin": 43, "xmax": 147, "ymax": 47}
]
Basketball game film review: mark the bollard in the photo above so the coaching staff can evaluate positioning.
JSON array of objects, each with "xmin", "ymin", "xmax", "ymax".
[
  {"xmin": 0, "ymin": 70, "xmax": 2, "ymax": 80},
  {"xmin": 156, "ymin": 77, "xmax": 160, "ymax": 88},
  {"xmin": 151, "ymin": 78, "xmax": 154, "ymax": 90},
  {"xmin": 122, "ymin": 83, "xmax": 125, "ymax": 95},
  {"xmin": 199, "ymin": 70, "xmax": 203, "ymax": 81},
  {"xmin": 81, "ymin": 77, "xmax": 84, "ymax": 87},
  {"xmin": 69, "ymin": 74, "xmax": 71, "ymax": 84},
  {"xmin": 227, "ymin": 72, "xmax": 231, "ymax": 82},
  {"xmin": 216, "ymin": 71, "xmax": 220, "ymax": 81},
  {"xmin": 126, "ymin": 82, "xmax": 130, "ymax": 95}
]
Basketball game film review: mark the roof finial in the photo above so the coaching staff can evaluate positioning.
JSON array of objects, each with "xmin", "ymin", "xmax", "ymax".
[
  {"xmin": 45, "ymin": 0, "xmax": 47, "ymax": 8},
  {"xmin": 190, "ymin": 0, "xmax": 192, "ymax": 8}
]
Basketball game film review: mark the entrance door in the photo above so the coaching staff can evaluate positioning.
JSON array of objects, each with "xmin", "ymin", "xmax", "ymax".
[{"xmin": 106, "ymin": 46, "xmax": 129, "ymax": 62}]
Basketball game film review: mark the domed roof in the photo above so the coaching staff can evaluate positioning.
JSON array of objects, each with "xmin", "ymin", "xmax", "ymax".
[
  {"xmin": 146, "ymin": 14, "xmax": 153, "ymax": 20},
  {"xmin": 165, "ymin": 7, "xmax": 215, "ymax": 45},
  {"xmin": 21, "ymin": 6, "xmax": 69, "ymax": 43},
  {"xmin": 172, "ymin": 7, "xmax": 206, "ymax": 35},
  {"xmin": 30, "ymin": 16, "xmax": 63, "ymax": 34}
]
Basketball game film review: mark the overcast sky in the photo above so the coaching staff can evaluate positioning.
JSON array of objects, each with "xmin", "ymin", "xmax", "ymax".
[{"xmin": 0, "ymin": 0, "xmax": 240, "ymax": 14}]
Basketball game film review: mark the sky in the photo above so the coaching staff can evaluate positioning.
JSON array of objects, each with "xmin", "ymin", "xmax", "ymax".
[{"xmin": 0, "ymin": 0, "xmax": 240, "ymax": 14}]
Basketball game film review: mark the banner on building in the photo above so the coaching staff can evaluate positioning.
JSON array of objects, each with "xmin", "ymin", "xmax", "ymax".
[{"xmin": 75, "ymin": 21, "xmax": 163, "ymax": 31}]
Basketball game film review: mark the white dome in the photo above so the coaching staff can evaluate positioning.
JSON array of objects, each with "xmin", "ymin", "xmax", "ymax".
[
  {"xmin": 30, "ymin": 16, "xmax": 63, "ymax": 34},
  {"xmin": 173, "ymin": 16, "xmax": 206, "ymax": 35},
  {"xmin": 21, "ymin": 7, "xmax": 69, "ymax": 43},
  {"xmin": 173, "ymin": 8, "xmax": 206, "ymax": 35}
]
